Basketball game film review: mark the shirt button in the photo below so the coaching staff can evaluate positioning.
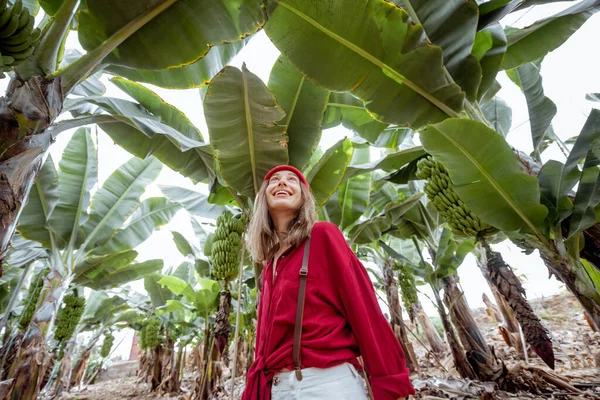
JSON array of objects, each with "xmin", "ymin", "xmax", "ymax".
[{"xmin": 273, "ymin": 376, "xmax": 279, "ymax": 386}]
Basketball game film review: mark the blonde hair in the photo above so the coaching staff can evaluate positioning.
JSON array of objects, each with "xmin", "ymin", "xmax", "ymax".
[{"xmin": 246, "ymin": 181, "xmax": 317, "ymax": 263}]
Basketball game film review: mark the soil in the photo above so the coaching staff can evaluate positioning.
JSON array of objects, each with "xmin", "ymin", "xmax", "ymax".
[{"xmin": 57, "ymin": 293, "xmax": 600, "ymax": 400}]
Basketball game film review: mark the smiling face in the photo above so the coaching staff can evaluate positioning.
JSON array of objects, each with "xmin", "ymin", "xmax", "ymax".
[{"xmin": 265, "ymin": 170, "xmax": 304, "ymax": 214}]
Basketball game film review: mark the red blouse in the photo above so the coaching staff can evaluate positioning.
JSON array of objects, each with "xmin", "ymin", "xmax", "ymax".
[{"xmin": 242, "ymin": 222, "xmax": 415, "ymax": 400}]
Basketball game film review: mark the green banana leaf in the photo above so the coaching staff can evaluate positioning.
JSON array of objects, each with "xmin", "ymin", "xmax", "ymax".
[
  {"xmin": 93, "ymin": 197, "xmax": 181, "ymax": 255},
  {"xmin": 204, "ymin": 64, "xmax": 288, "ymax": 198},
  {"xmin": 159, "ymin": 276, "xmax": 196, "ymax": 304},
  {"xmin": 345, "ymin": 147, "xmax": 426, "ymax": 179},
  {"xmin": 420, "ymin": 119, "xmax": 548, "ymax": 234},
  {"xmin": 268, "ymin": 55, "xmax": 329, "ymax": 170},
  {"xmin": 79, "ymin": 157, "xmax": 162, "ymax": 255},
  {"xmin": 514, "ymin": 0, "xmax": 577, "ymax": 11},
  {"xmin": 306, "ymin": 138, "xmax": 354, "ymax": 208},
  {"xmin": 587, "ymin": 93, "xmax": 600, "ymax": 102},
  {"xmin": 18, "ymin": 156, "xmax": 59, "ymax": 249},
  {"xmin": 264, "ymin": 0, "xmax": 465, "ymax": 128},
  {"xmin": 507, "ymin": 59, "xmax": 557, "ymax": 160},
  {"xmin": 160, "ymin": 185, "xmax": 225, "ymax": 219},
  {"xmin": 145, "ymin": 273, "xmax": 174, "ymax": 308},
  {"xmin": 39, "ymin": 0, "xmax": 60, "ymax": 15},
  {"xmin": 569, "ymin": 140, "xmax": 600, "ymax": 237},
  {"xmin": 62, "ymin": 49, "xmax": 107, "ymax": 97},
  {"xmin": 348, "ymin": 216, "xmax": 391, "ymax": 245},
  {"xmin": 195, "ymin": 277, "xmax": 220, "ymax": 318},
  {"xmin": 78, "ymin": 0, "xmax": 265, "ymax": 70},
  {"xmin": 541, "ymin": 109, "xmax": 600, "ymax": 226},
  {"xmin": 49, "ymin": 128, "xmax": 97, "ymax": 249},
  {"xmin": 393, "ymin": 0, "xmax": 482, "ymax": 101},
  {"xmin": 322, "ymin": 92, "xmax": 387, "ymax": 144},
  {"xmin": 107, "ymin": 40, "xmax": 248, "ymax": 89},
  {"xmin": 74, "ymin": 253, "xmax": 163, "ymax": 290},
  {"xmin": 337, "ymin": 146, "xmax": 372, "ymax": 231},
  {"xmin": 502, "ymin": 0, "xmax": 600, "ymax": 70},
  {"xmin": 4, "ymin": 235, "xmax": 49, "ymax": 269},
  {"xmin": 173, "ymin": 261, "xmax": 195, "ymax": 284},
  {"xmin": 481, "ymin": 96, "xmax": 512, "ymax": 137},
  {"xmin": 370, "ymin": 181, "xmax": 405, "ymax": 213},
  {"xmin": 79, "ymin": 291, "xmax": 128, "ymax": 330},
  {"xmin": 475, "ymin": 23, "xmax": 507, "ymax": 101},
  {"xmin": 384, "ymin": 193, "xmax": 424, "ymax": 225},
  {"xmin": 172, "ymin": 231, "xmax": 198, "ymax": 258},
  {"xmin": 431, "ymin": 228, "xmax": 475, "ymax": 282}
]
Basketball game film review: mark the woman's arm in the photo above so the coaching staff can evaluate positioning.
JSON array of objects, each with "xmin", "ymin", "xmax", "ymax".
[{"xmin": 319, "ymin": 223, "xmax": 415, "ymax": 400}]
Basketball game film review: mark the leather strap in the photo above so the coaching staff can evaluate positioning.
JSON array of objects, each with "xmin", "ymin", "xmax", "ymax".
[{"xmin": 293, "ymin": 236, "xmax": 310, "ymax": 381}]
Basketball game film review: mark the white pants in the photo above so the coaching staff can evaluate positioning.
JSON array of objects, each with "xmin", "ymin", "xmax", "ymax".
[{"xmin": 271, "ymin": 362, "xmax": 369, "ymax": 400}]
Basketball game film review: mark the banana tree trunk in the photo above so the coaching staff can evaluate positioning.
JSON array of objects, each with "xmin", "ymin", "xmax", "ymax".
[
  {"xmin": 431, "ymin": 287, "xmax": 476, "ymax": 380},
  {"xmin": 69, "ymin": 337, "xmax": 98, "ymax": 390},
  {"xmin": 582, "ymin": 223, "xmax": 600, "ymax": 271},
  {"xmin": 0, "ymin": 77, "xmax": 63, "ymax": 276},
  {"xmin": 533, "ymin": 238, "xmax": 600, "ymax": 331},
  {"xmin": 413, "ymin": 301, "xmax": 446, "ymax": 354},
  {"xmin": 151, "ymin": 343, "xmax": 163, "ymax": 391},
  {"xmin": 7, "ymin": 269, "xmax": 66, "ymax": 400},
  {"xmin": 442, "ymin": 274, "xmax": 504, "ymax": 382},
  {"xmin": 165, "ymin": 345, "xmax": 182, "ymax": 393},
  {"xmin": 382, "ymin": 259, "xmax": 419, "ymax": 372},
  {"xmin": 481, "ymin": 243, "xmax": 555, "ymax": 369}
]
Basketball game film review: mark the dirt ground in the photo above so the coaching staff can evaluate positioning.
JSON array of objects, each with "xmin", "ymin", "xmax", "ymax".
[{"xmin": 57, "ymin": 293, "xmax": 600, "ymax": 400}]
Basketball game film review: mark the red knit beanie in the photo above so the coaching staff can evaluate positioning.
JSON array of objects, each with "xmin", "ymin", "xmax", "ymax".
[{"xmin": 263, "ymin": 165, "xmax": 309, "ymax": 188}]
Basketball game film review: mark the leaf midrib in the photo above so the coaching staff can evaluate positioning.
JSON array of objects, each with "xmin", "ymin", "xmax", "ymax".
[
  {"xmin": 275, "ymin": 0, "xmax": 460, "ymax": 119},
  {"xmin": 80, "ymin": 160, "xmax": 157, "ymax": 256},
  {"xmin": 68, "ymin": 134, "xmax": 94, "ymax": 259},
  {"xmin": 242, "ymin": 68, "xmax": 259, "ymax": 195},
  {"xmin": 284, "ymin": 75, "xmax": 305, "ymax": 128},
  {"xmin": 433, "ymin": 126, "xmax": 542, "ymax": 237}
]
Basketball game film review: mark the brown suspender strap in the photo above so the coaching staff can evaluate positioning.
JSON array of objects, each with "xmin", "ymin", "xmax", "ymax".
[{"xmin": 293, "ymin": 236, "xmax": 311, "ymax": 381}]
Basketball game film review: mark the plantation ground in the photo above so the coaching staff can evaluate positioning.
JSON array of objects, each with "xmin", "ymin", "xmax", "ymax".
[{"xmin": 58, "ymin": 293, "xmax": 600, "ymax": 400}]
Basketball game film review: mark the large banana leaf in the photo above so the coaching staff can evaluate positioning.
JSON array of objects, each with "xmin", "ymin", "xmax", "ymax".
[
  {"xmin": 507, "ymin": 59, "xmax": 557, "ymax": 160},
  {"xmin": 78, "ymin": 0, "xmax": 265, "ymax": 70},
  {"xmin": 337, "ymin": 146, "xmax": 372, "ymax": 231},
  {"xmin": 107, "ymin": 40, "xmax": 248, "ymax": 89},
  {"xmin": 79, "ymin": 157, "xmax": 162, "ymax": 255},
  {"xmin": 204, "ymin": 65, "xmax": 288, "ymax": 198},
  {"xmin": 160, "ymin": 185, "xmax": 225, "ymax": 219},
  {"xmin": 538, "ymin": 160, "xmax": 575, "ymax": 225},
  {"xmin": 481, "ymin": 96, "xmax": 512, "ymax": 137},
  {"xmin": 501, "ymin": 0, "xmax": 600, "ymax": 70},
  {"xmin": 40, "ymin": 0, "xmax": 61, "ymax": 16},
  {"xmin": 322, "ymin": 92, "xmax": 387, "ymax": 144},
  {"xmin": 393, "ymin": 0, "xmax": 482, "ymax": 101},
  {"xmin": 18, "ymin": 156, "xmax": 59, "ymax": 249},
  {"xmin": 306, "ymin": 138, "xmax": 354, "ymax": 208},
  {"xmin": 268, "ymin": 55, "xmax": 329, "ymax": 170},
  {"xmin": 569, "ymin": 140, "xmax": 600, "ymax": 237},
  {"xmin": 145, "ymin": 273, "xmax": 174, "ymax": 308},
  {"xmin": 79, "ymin": 291, "xmax": 128, "ymax": 330},
  {"xmin": 93, "ymin": 197, "xmax": 181, "ymax": 255},
  {"xmin": 345, "ymin": 147, "xmax": 426, "ymax": 179},
  {"xmin": 348, "ymin": 216, "xmax": 391, "ymax": 245},
  {"xmin": 420, "ymin": 119, "xmax": 548, "ymax": 234},
  {"xmin": 74, "ymin": 253, "xmax": 163, "ymax": 289},
  {"xmin": 264, "ymin": 0, "xmax": 465, "ymax": 129},
  {"xmin": 474, "ymin": 23, "xmax": 507, "ymax": 101},
  {"xmin": 159, "ymin": 276, "xmax": 196, "ymax": 304},
  {"xmin": 49, "ymin": 128, "xmax": 97, "ymax": 249}
]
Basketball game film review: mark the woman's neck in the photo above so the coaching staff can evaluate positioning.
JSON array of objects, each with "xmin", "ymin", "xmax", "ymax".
[{"xmin": 272, "ymin": 211, "xmax": 295, "ymax": 247}]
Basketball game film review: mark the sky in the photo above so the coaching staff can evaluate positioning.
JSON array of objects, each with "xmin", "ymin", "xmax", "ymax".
[{"xmin": 2, "ymin": 2, "xmax": 600, "ymax": 359}]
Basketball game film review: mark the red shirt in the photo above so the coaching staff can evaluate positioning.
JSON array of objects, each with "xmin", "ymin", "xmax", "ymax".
[{"xmin": 242, "ymin": 222, "xmax": 415, "ymax": 399}]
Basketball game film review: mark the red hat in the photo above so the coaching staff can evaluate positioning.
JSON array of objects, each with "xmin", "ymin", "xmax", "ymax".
[{"xmin": 263, "ymin": 165, "xmax": 309, "ymax": 188}]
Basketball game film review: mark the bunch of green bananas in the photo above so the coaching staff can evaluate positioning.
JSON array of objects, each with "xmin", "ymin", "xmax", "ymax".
[
  {"xmin": 142, "ymin": 316, "xmax": 161, "ymax": 350},
  {"xmin": 211, "ymin": 210, "xmax": 245, "ymax": 281},
  {"xmin": 54, "ymin": 292, "xmax": 85, "ymax": 358},
  {"xmin": 416, "ymin": 156, "xmax": 497, "ymax": 237},
  {"xmin": 396, "ymin": 263, "xmax": 418, "ymax": 314},
  {"xmin": 0, "ymin": 0, "xmax": 40, "ymax": 72},
  {"xmin": 100, "ymin": 333, "xmax": 115, "ymax": 358},
  {"xmin": 18, "ymin": 268, "xmax": 48, "ymax": 330}
]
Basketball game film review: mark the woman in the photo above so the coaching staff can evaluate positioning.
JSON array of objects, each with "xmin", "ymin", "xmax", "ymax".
[{"xmin": 242, "ymin": 165, "xmax": 415, "ymax": 400}]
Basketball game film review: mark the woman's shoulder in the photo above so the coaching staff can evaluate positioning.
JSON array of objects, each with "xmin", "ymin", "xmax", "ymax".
[{"xmin": 311, "ymin": 222, "xmax": 348, "ymax": 245}]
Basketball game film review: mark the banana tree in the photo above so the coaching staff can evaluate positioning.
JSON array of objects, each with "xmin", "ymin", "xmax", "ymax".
[
  {"xmin": 0, "ymin": 0, "xmax": 267, "ymax": 277},
  {"xmin": 3, "ymin": 128, "xmax": 175, "ymax": 399}
]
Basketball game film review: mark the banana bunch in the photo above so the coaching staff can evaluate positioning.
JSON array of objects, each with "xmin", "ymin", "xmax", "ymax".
[
  {"xmin": 0, "ymin": 0, "xmax": 40, "ymax": 71},
  {"xmin": 416, "ymin": 156, "xmax": 497, "ymax": 238},
  {"xmin": 18, "ymin": 268, "xmax": 48, "ymax": 330},
  {"xmin": 396, "ymin": 263, "xmax": 418, "ymax": 314},
  {"xmin": 211, "ymin": 210, "xmax": 245, "ymax": 281},
  {"xmin": 101, "ymin": 333, "xmax": 115, "ymax": 358},
  {"xmin": 142, "ymin": 316, "xmax": 161, "ymax": 350},
  {"xmin": 55, "ymin": 292, "xmax": 86, "ymax": 358}
]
